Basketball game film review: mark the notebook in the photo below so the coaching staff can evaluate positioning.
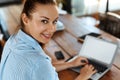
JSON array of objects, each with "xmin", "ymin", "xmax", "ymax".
[{"xmin": 68, "ymin": 36, "xmax": 118, "ymax": 80}]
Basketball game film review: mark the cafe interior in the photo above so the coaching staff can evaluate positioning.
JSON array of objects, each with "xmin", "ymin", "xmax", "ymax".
[{"xmin": 0, "ymin": 0, "xmax": 120, "ymax": 80}]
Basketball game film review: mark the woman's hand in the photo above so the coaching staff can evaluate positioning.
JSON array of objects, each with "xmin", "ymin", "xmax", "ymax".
[
  {"xmin": 69, "ymin": 56, "xmax": 88, "ymax": 68},
  {"xmin": 75, "ymin": 65, "xmax": 97, "ymax": 80}
]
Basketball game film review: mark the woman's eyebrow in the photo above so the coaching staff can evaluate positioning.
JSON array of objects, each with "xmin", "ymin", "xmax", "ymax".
[
  {"xmin": 55, "ymin": 17, "xmax": 59, "ymax": 20},
  {"xmin": 53, "ymin": 17, "xmax": 59, "ymax": 21},
  {"xmin": 40, "ymin": 16, "xmax": 59, "ymax": 21},
  {"xmin": 40, "ymin": 16, "xmax": 50, "ymax": 20}
]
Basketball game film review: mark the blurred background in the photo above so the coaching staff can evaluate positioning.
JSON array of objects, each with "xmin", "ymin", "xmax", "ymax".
[
  {"xmin": 57, "ymin": 0, "xmax": 120, "ymax": 16},
  {"xmin": 0, "ymin": 0, "xmax": 120, "ymax": 59}
]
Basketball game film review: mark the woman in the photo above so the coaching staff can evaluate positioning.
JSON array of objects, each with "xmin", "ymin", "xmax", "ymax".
[{"xmin": 0, "ymin": 0, "xmax": 96, "ymax": 80}]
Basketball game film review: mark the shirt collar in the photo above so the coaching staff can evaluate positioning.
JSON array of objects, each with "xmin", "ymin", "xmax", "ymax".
[
  {"xmin": 16, "ymin": 29, "xmax": 39, "ymax": 49},
  {"xmin": 15, "ymin": 29, "xmax": 51, "ymax": 60}
]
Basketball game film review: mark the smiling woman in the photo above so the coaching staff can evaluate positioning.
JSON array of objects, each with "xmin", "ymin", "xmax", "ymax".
[
  {"xmin": 0, "ymin": 0, "xmax": 59, "ymax": 80},
  {"xmin": 20, "ymin": 1, "xmax": 58, "ymax": 44},
  {"xmin": 0, "ymin": 0, "xmax": 96, "ymax": 80}
]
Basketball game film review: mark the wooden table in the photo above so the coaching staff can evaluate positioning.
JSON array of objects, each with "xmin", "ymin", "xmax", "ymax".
[
  {"xmin": 0, "ymin": 4, "xmax": 120, "ymax": 80},
  {"xmin": 45, "ymin": 14, "xmax": 120, "ymax": 80}
]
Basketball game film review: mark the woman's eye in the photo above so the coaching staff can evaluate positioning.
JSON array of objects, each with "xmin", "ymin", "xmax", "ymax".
[
  {"xmin": 53, "ymin": 20, "xmax": 58, "ymax": 25},
  {"xmin": 41, "ymin": 20, "xmax": 48, "ymax": 24}
]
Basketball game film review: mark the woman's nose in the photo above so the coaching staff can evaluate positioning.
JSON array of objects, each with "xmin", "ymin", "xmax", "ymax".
[{"xmin": 48, "ymin": 24, "xmax": 56, "ymax": 32}]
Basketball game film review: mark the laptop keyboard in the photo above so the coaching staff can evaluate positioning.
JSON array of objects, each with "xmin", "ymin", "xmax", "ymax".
[{"xmin": 88, "ymin": 59, "xmax": 108, "ymax": 73}]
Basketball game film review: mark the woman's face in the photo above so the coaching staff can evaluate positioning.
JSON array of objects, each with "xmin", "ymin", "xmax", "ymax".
[{"xmin": 22, "ymin": 4, "xmax": 58, "ymax": 44}]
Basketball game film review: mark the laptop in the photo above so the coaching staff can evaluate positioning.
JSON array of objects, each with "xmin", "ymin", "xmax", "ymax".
[{"xmin": 68, "ymin": 36, "xmax": 118, "ymax": 80}]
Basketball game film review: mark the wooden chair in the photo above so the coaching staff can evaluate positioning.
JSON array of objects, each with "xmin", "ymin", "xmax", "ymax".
[
  {"xmin": 0, "ymin": 23, "xmax": 10, "ymax": 41},
  {"xmin": 99, "ymin": 12, "xmax": 120, "ymax": 38},
  {"xmin": 0, "ymin": 0, "xmax": 22, "ymax": 6}
]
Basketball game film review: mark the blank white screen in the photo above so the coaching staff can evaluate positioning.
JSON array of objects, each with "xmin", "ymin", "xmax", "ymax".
[{"xmin": 79, "ymin": 36, "xmax": 117, "ymax": 64}]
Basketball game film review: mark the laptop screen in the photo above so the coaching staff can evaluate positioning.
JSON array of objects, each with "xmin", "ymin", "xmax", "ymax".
[{"xmin": 79, "ymin": 36, "xmax": 117, "ymax": 65}]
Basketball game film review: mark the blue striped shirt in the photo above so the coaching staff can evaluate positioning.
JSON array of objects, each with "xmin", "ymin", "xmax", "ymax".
[{"xmin": 0, "ymin": 30, "xmax": 59, "ymax": 80}]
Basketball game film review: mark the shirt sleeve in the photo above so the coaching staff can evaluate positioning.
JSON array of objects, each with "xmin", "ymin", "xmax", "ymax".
[{"xmin": 32, "ymin": 58, "xmax": 59, "ymax": 80}]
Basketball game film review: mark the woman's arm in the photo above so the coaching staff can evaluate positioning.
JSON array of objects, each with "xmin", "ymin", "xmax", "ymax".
[
  {"xmin": 52, "ymin": 56, "xmax": 88, "ymax": 72},
  {"xmin": 52, "ymin": 61, "xmax": 73, "ymax": 72},
  {"xmin": 53, "ymin": 56, "xmax": 97, "ymax": 80}
]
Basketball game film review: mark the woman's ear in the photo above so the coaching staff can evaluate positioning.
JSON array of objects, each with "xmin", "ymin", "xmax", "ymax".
[{"xmin": 21, "ymin": 13, "xmax": 29, "ymax": 25}]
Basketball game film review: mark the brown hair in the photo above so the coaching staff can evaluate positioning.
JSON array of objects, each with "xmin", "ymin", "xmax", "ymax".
[{"xmin": 20, "ymin": 0, "xmax": 56, "ymax": 29}]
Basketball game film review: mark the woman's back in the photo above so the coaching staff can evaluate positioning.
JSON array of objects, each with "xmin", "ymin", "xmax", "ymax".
[{"xmin": 0, "ymin": 30, "xmax": 59, "ymax": 80}]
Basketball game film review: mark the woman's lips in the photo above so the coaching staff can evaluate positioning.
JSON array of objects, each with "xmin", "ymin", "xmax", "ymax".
[{"xmin": 41, "ymin": 33, "xmax": 52, "ymax": 39}]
